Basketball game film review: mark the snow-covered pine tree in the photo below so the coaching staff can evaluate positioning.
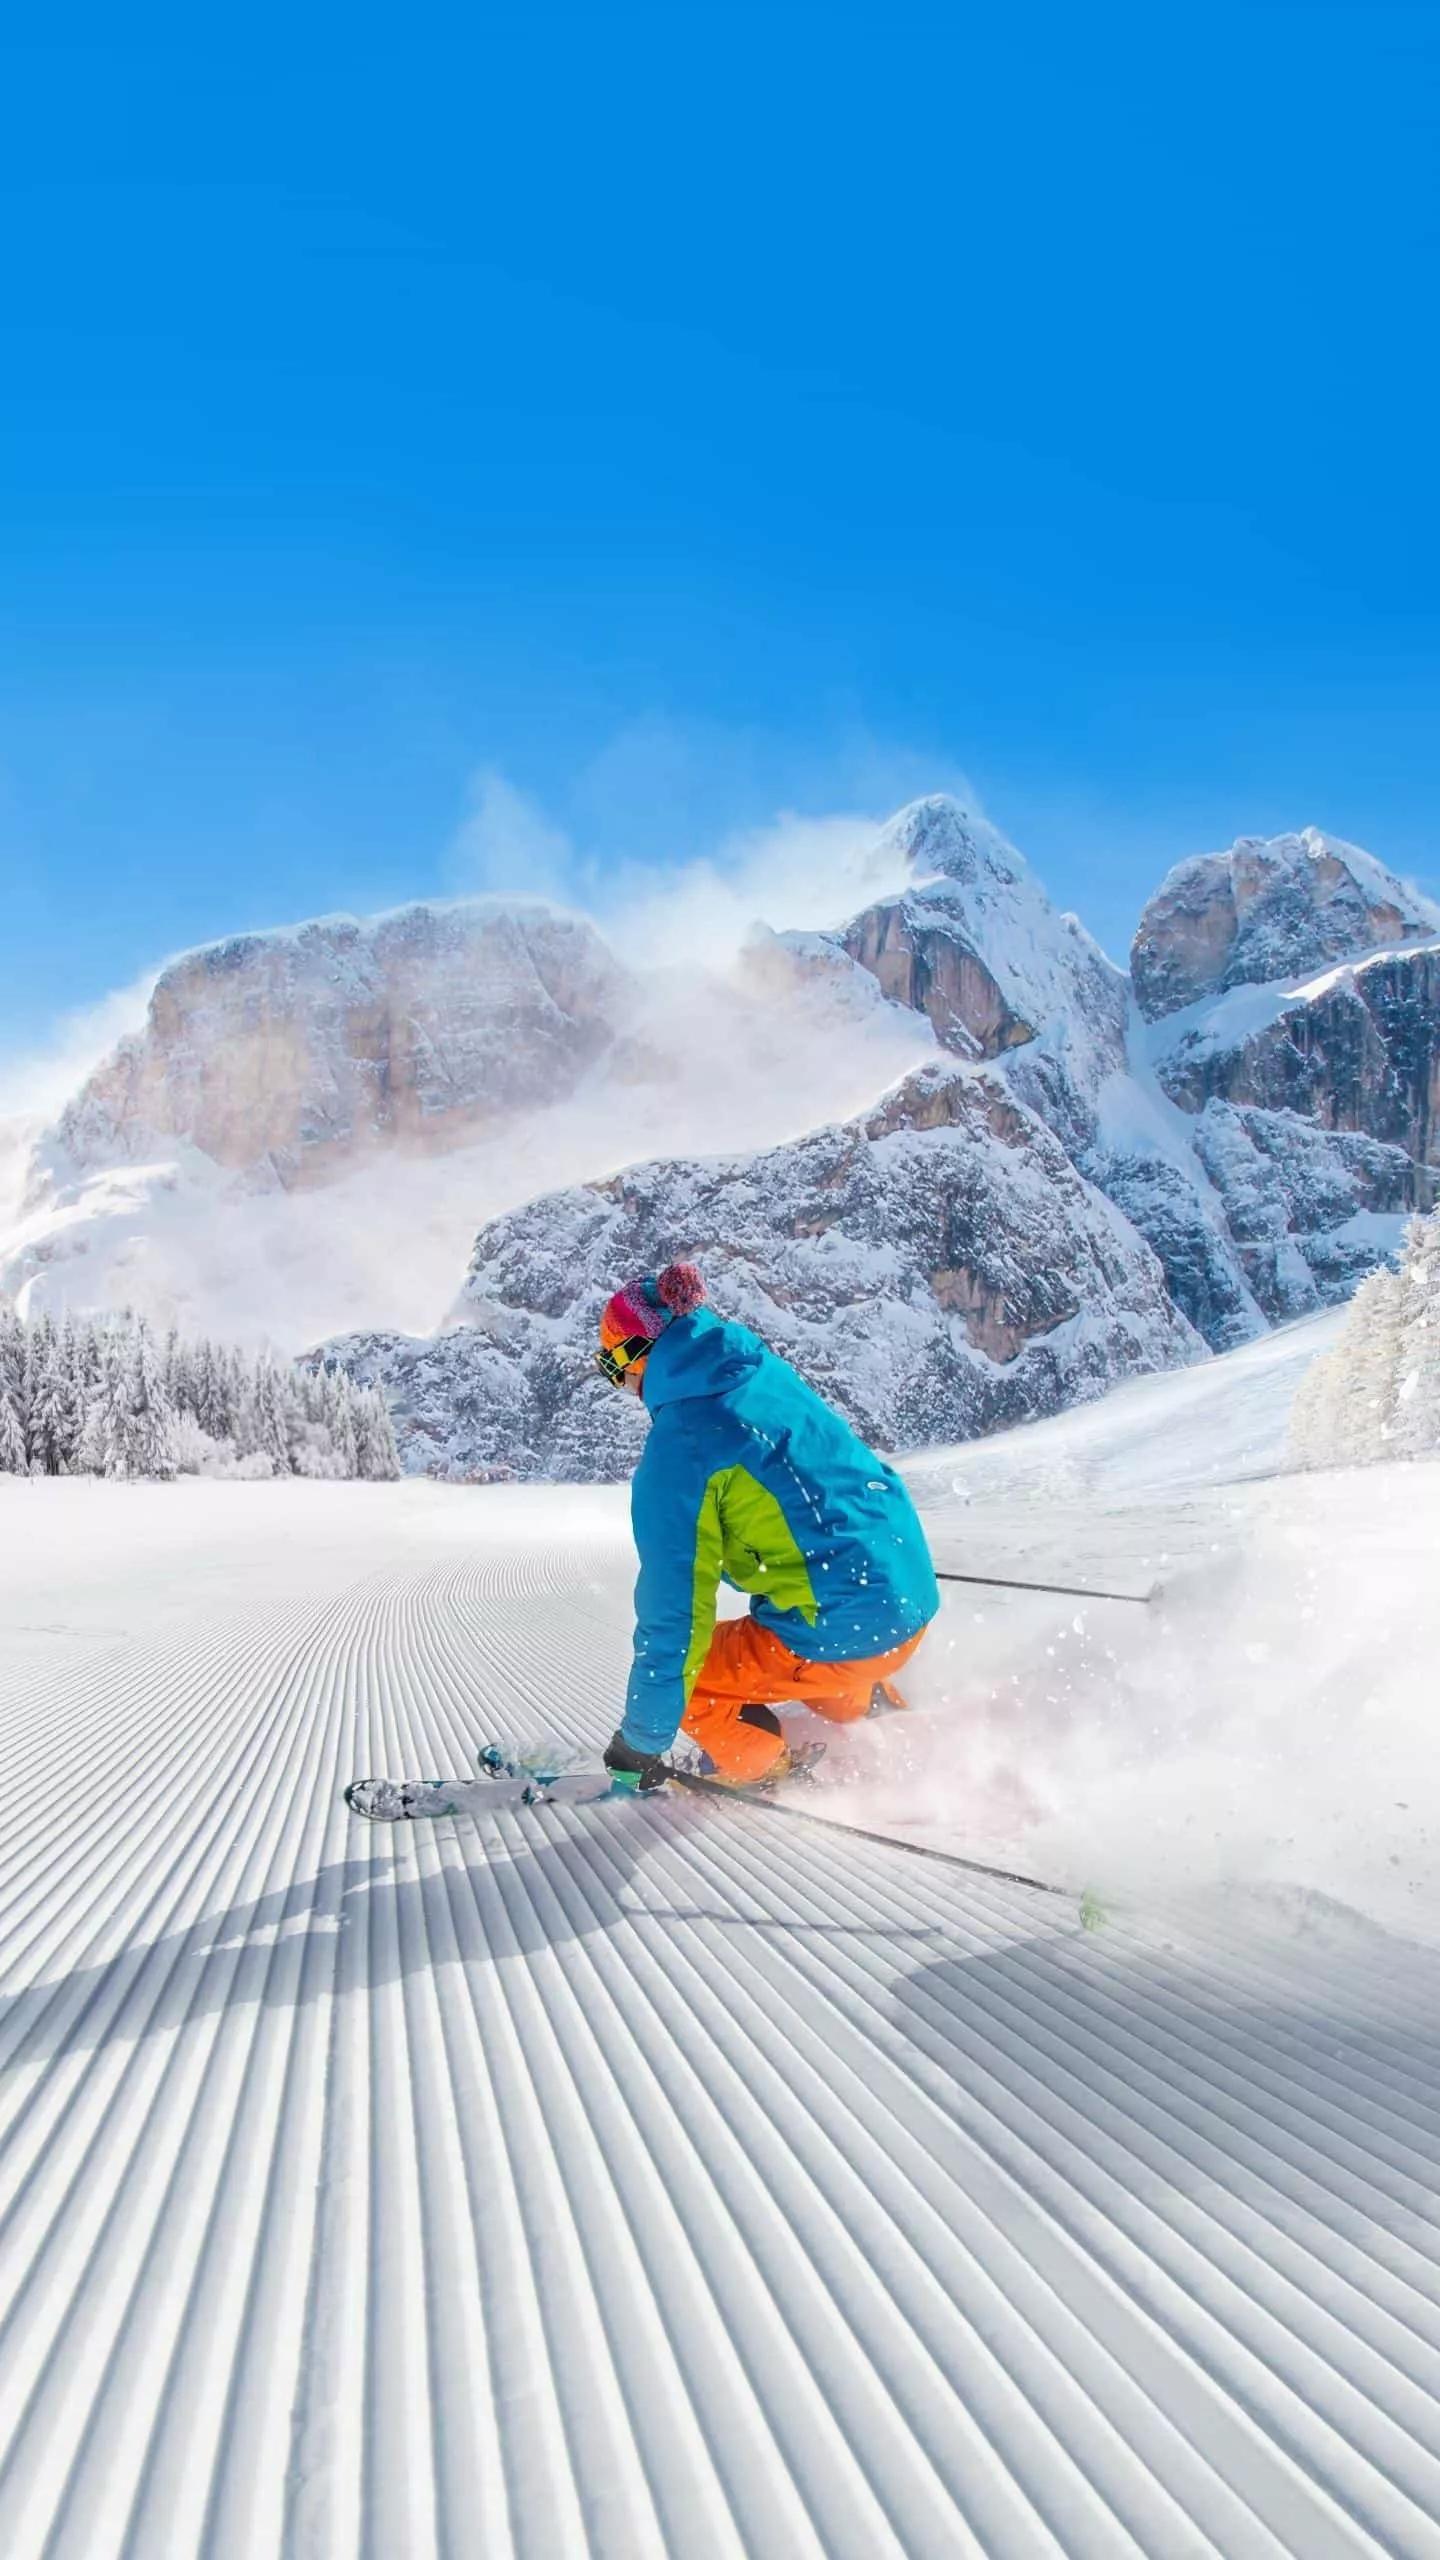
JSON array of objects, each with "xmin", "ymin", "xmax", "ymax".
[
  {"xmin": 251, "ymin": 1358, "xmax": 292, "ymax": 1476},
  {"xmin": 0, "ymin": 1308, "xmax": 401, "ymax": 1486},
  {"xmin": 230, "ymin": 1346, "xmax": 264, "ymax": 1458},
  {"xmin": 275, "ymin": 1361, "xmax": 308, "ymax": 1472},
  {"xmin": 50, "ymin": 1317, "xmax": 85, "ymax": 1471},
  {"xmin": 24, "ymin": 1314, "xmax": 68, "ymax": 1475},
  {"xmin": 270, "ymin": 1361, "xmax": 315, "ymax": 1473},
  {"xmin": 77, "ymin": 1322, "xmax": 127, "ymax": 1477},
  {"xmin": 109, "ymin": 1317, "xmax": 178, "ymax": 1481},
  {"xmin": 0, "ymin": 1308, "xmax": 27, "ymax": 1474},
  {"xmin": 87, "ymin": 1317, "xmax": 124, "ymax": 1480},
  {"xmin": 354, "ymin": 1385, "xmax": 402, "ymax": 1480},
  {"xmin": 164, "ymin": 1326, "xmax": 197, "ymax": 1422},
  {"xmin": 1289, "ymin": 1258, "xmax": 1414, "ymax": 1470},
  {"xmin": 0, "ymin": 1384, "xmax": 23, "ymax": 1473},
  {"xmin": 193, "ymin": 1338, "xmax": 229, "ymax": 1442},
  {"xmin": 63, "ymin": 1318, "xmax": 95, "ymax": 1464},
  {"xmin": 1338, "ymin": 1264, "xmax": 1408, "ymax": 1461},
  {"xmin": 1393, "ymin": 1209, "xmax": 1440, "ymax": 1460},
  {"xmin": 71, "ymin": 1317, "xmax": 103, "ymax": 1431},
  {"xmin": 323, "ymin": 1365, "xmax": 358, "ymax": 1477},
  {"xmin": 1285, "ymin": 1341, "xmax": 1341, "ymax": 1469},
  {"xmin": 20, "ymin": 1315, "xmax": 44, "ymax": 1472}
]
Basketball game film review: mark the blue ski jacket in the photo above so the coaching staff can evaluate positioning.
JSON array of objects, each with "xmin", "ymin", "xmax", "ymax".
[{"xmin": 620, "ymin": 1307, "xmax": 939, "ymax": 1757}]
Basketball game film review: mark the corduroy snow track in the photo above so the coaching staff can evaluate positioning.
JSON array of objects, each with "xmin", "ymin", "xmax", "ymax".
[{"xmin": 2, "ymin": 1485, "xmax": 1439, "ymax": 2559}]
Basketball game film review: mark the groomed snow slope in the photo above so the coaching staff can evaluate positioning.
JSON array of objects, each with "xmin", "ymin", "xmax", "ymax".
[{"xmin": 2, "ymin": 1336, "xmax": 1439, "ymax": 2557}]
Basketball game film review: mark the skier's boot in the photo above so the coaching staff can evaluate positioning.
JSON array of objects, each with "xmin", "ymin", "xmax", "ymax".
[
  {"xmin": 694, "ymin": 1738, "xmax": 826, "ymax": 1790},
  {"xmin": 602, "ymin": 1733, "xmax": 670, "ymax": 1793},
  {"xmin": 695, "ymin": 1740, "xmax": 793, "ymax": 1790},
  {"xmin": 346, "ymin": 1777, "xmax": 465, "ymax": 1822}
]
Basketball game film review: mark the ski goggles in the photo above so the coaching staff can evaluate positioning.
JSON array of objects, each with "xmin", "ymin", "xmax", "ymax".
[{"xmin": 594, "ymin": 1331, "xmax": 653, "ymax": 1389}]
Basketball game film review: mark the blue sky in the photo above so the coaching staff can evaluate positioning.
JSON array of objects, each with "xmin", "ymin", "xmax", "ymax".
[{"xmin": 3, "ymin": 4, "xmax": 1439, "ymax": 1052}]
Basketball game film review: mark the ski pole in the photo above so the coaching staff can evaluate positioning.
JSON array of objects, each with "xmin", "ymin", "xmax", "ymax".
[
  {"xmin": 934, "ymin": 1569, "xmax": 1155, "ymax": 1606},
  {"xmin": 669, "ymin": 1761, "xmax": 1075, "ymax": 1898}
]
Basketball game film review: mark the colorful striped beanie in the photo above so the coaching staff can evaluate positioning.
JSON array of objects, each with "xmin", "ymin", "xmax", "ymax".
[{"xmin": 598, "ymin": 1262, "xmax": 706, "ymax": 1355}]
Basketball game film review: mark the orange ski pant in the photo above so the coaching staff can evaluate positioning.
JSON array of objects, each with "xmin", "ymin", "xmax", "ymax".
[{"xmin": 680, "ymin": 1618, "xmax": 927, "ymax": 1783}]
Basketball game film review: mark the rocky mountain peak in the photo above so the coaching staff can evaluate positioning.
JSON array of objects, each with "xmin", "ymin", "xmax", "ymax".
[
  {"xmin": 1131, "ymin": 827, "xmax": 1440, "ymax": 1022},
  {"xmin": 51, "ymin": 897, "xmax": 631, "ymax": 1188},
  {"xmin": 876, "ymin": 792, "xmax": 1025, "ymax": 889},
  {"xmin": 834, "ymin": 795, "xmax": 1128, "ymax": 1155}
]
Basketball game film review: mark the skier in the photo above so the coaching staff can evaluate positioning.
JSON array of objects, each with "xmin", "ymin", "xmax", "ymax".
[{"xmin": 597, "ymin": 1264, "xmax": 939, "ymax": 1791}]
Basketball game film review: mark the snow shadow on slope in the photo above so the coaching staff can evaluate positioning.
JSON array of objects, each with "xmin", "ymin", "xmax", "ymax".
[
  {"xmin": 888, "ymin": 1918, "xmax": 1440, "ymax": 2222},
  {"xmin": 0, "ymin": 1809, "xmax": 661, "ymax": 2067}
]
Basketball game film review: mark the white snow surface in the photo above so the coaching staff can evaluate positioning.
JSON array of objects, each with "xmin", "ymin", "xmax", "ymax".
[{"xmin": 3, "ymin": 1326, "xmax": 1440, "ymax": 2556}]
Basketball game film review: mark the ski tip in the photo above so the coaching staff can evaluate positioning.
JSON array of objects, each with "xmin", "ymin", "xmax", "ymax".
[
  {"xmin": 1079, "ymin": 1887, "xmax": 1109, "ymax": 1932},
  {"xmin": 344, "ymin": 1776, "xmax": 457, "ymax": 1822}
]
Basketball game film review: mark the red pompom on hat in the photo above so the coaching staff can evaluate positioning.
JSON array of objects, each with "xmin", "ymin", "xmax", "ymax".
[
  {"xmin": 655, "ymin": 1261, "xmax": 705, "ymax": 1317},
  {"xmin": 599, "ymin": 1261, "xmax": 706, "ymax": 1350}
]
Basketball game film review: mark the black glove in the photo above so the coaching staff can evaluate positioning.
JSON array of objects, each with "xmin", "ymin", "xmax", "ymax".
[{"xmin": 603, "ymin": 1730, "xmax": 670, "ymax": 1793}]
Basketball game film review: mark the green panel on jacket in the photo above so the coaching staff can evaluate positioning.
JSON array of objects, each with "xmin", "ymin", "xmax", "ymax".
[
  {"xmin": 680, "ymin": 1463, "xmax": 821, "ymax": 1698},
  {"xmin": 716, "ymin": 1465, "xmax": 819, "ymax": 1623}
]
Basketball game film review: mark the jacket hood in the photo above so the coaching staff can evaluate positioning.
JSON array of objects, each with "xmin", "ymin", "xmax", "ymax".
[{"xmin": 642, "ymin": 1306, "xmax": 764, "ymax": 1411}]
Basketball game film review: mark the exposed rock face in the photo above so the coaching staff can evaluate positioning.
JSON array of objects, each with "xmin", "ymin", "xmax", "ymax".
[
  {"xmin": 1190, "ymin": 1103, "xmax": 1419, "ymax": 1320},
  {"xmin": 1089, "ymin": 1148, "xmax": 1263, "ymax": 1351},
  {"xmin": 1131, "ymin": 829, "xmax": 1440, "ymax": 1022},
  {"xmin": 55, "ymin": 902, "xmax": 630, "ymax": 1187},
  {"xmin": 320, "ymin": 1061, "xmax": 1199, "ymax": 1480},
  {"xmin": 840, "ymin": 898, "xmax": 1034, "ymax": 1058},
  {"xmin": 1156, "ymin": 943, "xmax": 1440, "ymax": 1171}
]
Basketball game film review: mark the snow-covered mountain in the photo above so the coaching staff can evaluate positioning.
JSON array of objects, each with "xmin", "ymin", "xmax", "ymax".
[
  {"xmin": 832, "ymin": 794, "xmax": 1132, "ymax": 1155},
  {"xmin": 791, "ymin": 806, "xmax": 1434, "ymax": 1347},
  {"xmin": 1, "ymin": 897, "xmax": 931, "ymax": 1347},
  {"xmin": 5, "ymin": 795, "xmax": 1438, "ymax": 1474},
  {"xmin": 55, "ymin": 899, "xmax": 632, "ymax": 1182},
  {"xmin": 321, "ymin": 1060, "xmax": 1197, "ymax": 1480},
  {"xmin": 1120, "ymin": 833, "xmax": 1439, "ymax": 1328},
  {"xmin": 1131, "ymin": 824, "xmax": 1440, "ymax": 1018}
]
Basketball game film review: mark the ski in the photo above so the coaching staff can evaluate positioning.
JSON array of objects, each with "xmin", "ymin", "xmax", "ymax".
[
  {"xmin": 475, "ymin": 1739, "xmax": 830, "ymax": 1798},
  {"xmin": 343, "ymin": 1738, "xmax": 823, "ymax": 1823},
  {"xmin": 344, "ymin": 1764, "xmax": 615, "ymax": 1821},
  {"xmin": 344, "ymin": 1745, "xmax": 1095, "ymax": 1919}
]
